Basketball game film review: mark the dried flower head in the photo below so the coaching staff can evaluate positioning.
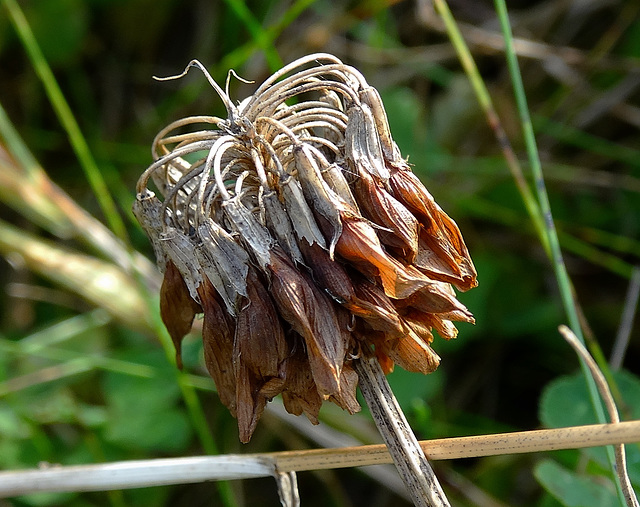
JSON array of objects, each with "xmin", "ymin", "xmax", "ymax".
[{"xmin": 133, "ymin": 54, "xmax": 477, "ymax": 442}]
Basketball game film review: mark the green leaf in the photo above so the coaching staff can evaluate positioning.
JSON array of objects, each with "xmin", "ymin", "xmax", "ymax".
[
  {"xmin": 0, "ymin": 405, "xmax": 31, "ymax": 439},
  {"xmin": 104, "ymin": 406, "xmax": 192, "ymax": 452},
  {"xmin": 539, "ymin": 369, "xmax": 640, "ymax": 499},
  {"xmin": 388, "ymin": 367, "xmax": 442, "ymax": 409},
  {"xmin": 534, "ymin": 459, "xmax": 618, "ymax": 507},
  {"xmin": 539, "ymin": 369, "xmax": 640, "ymax": 429},
  {"xmin": 539, "ymin": 374, "xmax": 596, "ymax": 429},
  {"xmin": 101, "ymin": 350, "xmax": 193, "ymax": 452}
]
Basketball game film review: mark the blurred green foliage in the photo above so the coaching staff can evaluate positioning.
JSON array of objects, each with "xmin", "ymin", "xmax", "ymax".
[{"xmin": 0, "ymin": 0, "xmax": 639, "ymax": 505}]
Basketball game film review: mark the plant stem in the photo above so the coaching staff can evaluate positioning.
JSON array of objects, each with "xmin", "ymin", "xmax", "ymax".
[
  {"xmin": 2, "ymin": 420, "xmax": 639, "ymax": 497},
  {"xmin": 353, "ymin": 356, "xmax": 450, "ymax": 507},
  {"xmin": 492, "ymin": 2, "xmax": 625, "ymax": 504},
  {"xmin": 3, "ymin": 0, "xmax": 128, "ymax": 243}
]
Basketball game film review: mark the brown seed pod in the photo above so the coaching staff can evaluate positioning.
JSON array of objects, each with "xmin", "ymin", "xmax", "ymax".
[{"xmin": 134, "ymin": 53, "xmax": 477, "ymax": 442}]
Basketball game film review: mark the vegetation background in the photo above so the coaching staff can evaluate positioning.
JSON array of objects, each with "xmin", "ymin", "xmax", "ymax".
[{"xmin": 0, "ymin": 0, "xmax": 639, "ymax": 505}]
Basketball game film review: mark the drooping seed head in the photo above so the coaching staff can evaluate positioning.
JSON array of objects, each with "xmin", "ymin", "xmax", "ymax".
[{"xmin": 134, "ymin": 54, "xmax": 477, "ymax": 442}]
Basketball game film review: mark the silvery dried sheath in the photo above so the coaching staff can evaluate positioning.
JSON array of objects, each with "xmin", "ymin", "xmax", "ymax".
[
  {"xmin": 195, "ymin": 219, "xmax": 249, "ymax": 316},
  {"xmin": 344, "ymin": 102, "xmax": 390, "ymax": 182}
]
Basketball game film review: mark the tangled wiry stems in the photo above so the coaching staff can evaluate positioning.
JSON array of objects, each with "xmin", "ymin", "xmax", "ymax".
[{"xmin": 133, "ymin": 53, "xmax": 478, "ymax": 444}]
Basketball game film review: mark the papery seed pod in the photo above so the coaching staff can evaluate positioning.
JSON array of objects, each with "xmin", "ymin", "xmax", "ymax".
[
  {"xmin": 351, "ymin": 163, "xmax": 419, "ymax": 262},
  {"xmin": 131, "ymin": 191, "xmax": 168, "ymax": 271},
  {"xmin": 351, "ymin": 277, "xmax": 406, "ymax": 338},
  {"xmin": 359, "ymin": 87, "xmax": 402, "ymax": 164},
  {"xmin": 281, "ymin": 345, "xmax": 323, "ymax": 424},
  {"xmin": 378, "ymin": 327, "xmax": 441, "ymax": 375},
  {"xmin": 320, "ymin": 162, "xmax": 359, "ymax": 210},
  {"xmin": 134, "ymin": 54, "xmax": 478, "ymax": 443},
  {"xmin": 293, "ymin": 144, "xmax": 343, "ymax": 256},
  {"xmin": 195, "ymin": 219, "xmax": 249, "ymax": 316},
  {"xmin": 388, "ymin": 163, "xmax": 477, "ymax": 291},
  {"xmin": 198, "ymin": 277, "xmax": 237, "ymax": 416},
  {"xmin": 267, "ymin": 247, "xmax": 344, "ymax": 396},
  {"xmin": 397, "ymin": 279, "xmax": 473, "ymax": 317},
  {"xmin": 415, "ymin": 229, "xmax": 475, "ymax": 290},
  {"xmin": 233, "ymin": 266, "xmax": 289, "ymax": 443},
  {"xmin": 335, "ymin": 208, "xmax": 428, "ymax": 299},
  {"xmin": 235, "ymin": 361, "xmax": 272, "ymax": 443},
  {"xmin": 261, "ymin": 189, "xmax": 305, "ymax": 265},
  {"xmin": 234, "ymin": 267, "xmax": 288, "ymax": 380},
  {"xmin": 328, "ymin": 360, "xmax": 360, "ymax": 414},
  {"xmin": 222, "ymin": 198, "xmax": 274, "ymax": 270},
  {"xmin": 160, "ymin": 228, "xmax": 204, "ymax": 302},
  {"xmin": 160, "ymin": 260, "xmax": 203, "ymax": 368},
  {"xmin": 278, "ymin": 173, "xmax": 327, "ymax": 249},
  {"xmin": 401, "ymin": 312, "xmax": 438, "ymax": 343}
]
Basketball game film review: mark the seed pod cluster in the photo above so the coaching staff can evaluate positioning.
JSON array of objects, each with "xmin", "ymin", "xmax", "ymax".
[{"xmin": 133, "ymin": 54, "xmax": 477, "ymax": 442}]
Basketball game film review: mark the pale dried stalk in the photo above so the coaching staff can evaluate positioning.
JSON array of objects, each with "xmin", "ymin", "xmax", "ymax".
[
  {"xmin": 559, "ymin": 325, "xmax": 639, "ymax": 507},
  {"xmin": 1, "ymin": 420, "xmax": 639, "ymax": 497},
  {"xmin": 354, "ymin": 355, "xmax": 450, "ymax": 507}
]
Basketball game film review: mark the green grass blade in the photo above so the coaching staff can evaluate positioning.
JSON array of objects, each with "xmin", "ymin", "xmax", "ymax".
[
  {"xmin": 136, "ymin": 284, "xmax": 238, "ymax": 507},
  {"xmin": 432, "ymin": 0, "xmax": 549, "ymax": 255},
  {"xmin": 3, "ymin": 0, "xmax": 128, "ymax": 242},
  {"xmin": 493, "ymin": 0, "xmax": 626, "ymax": 503},
  {"xmin": 222, "ymin": 0, "xmax": 283, "ymax": 72},
  {"xmin": 217, "ymin": 0, "xmax": 317, "ymax": 75}
]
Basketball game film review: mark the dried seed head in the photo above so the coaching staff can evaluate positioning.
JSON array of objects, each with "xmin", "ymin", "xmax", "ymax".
[{"xmin": 134, "ymin": 53, "xmax": 477, "ymax": 442}]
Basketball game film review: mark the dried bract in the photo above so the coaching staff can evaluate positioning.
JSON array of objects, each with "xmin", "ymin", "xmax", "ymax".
[{"xmin": 134, "ymin": 54, "xmax": 477, "ymax": 442}]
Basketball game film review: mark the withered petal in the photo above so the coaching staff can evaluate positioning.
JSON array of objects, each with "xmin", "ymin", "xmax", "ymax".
[
  {"xmin": 352, "ymin": 277, "xmax": 405, "ymax": 338},
  {"xmin": 359, "ymin": 330, "xmax": 395, "ymax": 374},
  {"xmin": 198, "ymin": 276, "xmax": 236, "ymax": 416},
  {"xmin": 281, "ymin": 345, "xmax": 323, "ymax": 425},
  {"xmin": 344, "ymin": 103, "xmax": 389, "ymax": 181},
  {"xmin": 321, "ymin": 162, "xmax": 359, "ymax": 210},
  {"xmin": 196, "ymin": 218, "xmax": 250, "ymax": 316},
  {"xmin": 293, "ymin": 144, "xmax": 343, "ymax": 256},
  {"xmin": 378, "ymin": 328, "xmax": 441, "ymax": 375},
  {"xmin": 359, "ymin": 87, "xmax": 402, "ymax": 164},
  {"xmin": 300, "ymin": 239, "xmax": 400, "ymax": 327},
  {"xmin": 268, "ymin": 247, "xmax": 344, "ymax": 396},
  {"xmin": 262, "ymin": 189, "xmax": 305, "ymax": 266},
  {"xmin": 401, "ymin": 313, "xmax": 436, "ymax": 344},
  {"xmin": 235, "ymin": 362, "xmax": 268, "ymax": 443},
  {"xmin": 415, "ymin": 228, "xmax": 478, "ymax": 292},
  {"xmin": 160, "ymin": 260, "xmax": 202, "ymax": 369},
  {"xmin": 298, "ymin": 238, "xmax": 358, "ymax": 306},
  {"xmin": 335, "ymin": 210, "xmax": 429, "ymax": 300},
  {"xmin": 389, "ymin": 165, "xmax": 477, "ymax": 291},
  {"xmin": 396, "ymin": 278, "xmax": 473, "ymax": 317},
  {"xmin": 328, "ymin": 361, "xmax": 361, "ymax": 414},
  {"xmin": 352, "ymin": 165, "xmax": 419, "ymax": 262},
  {"xmin": 279, "ymin": 173, "xmax": 327, "ymax": 249},
  {"xmin": 376, "ymin": 350, "xmax": 395, "ymax": 375},
  {"xmin": 234, "ymin": 267, "xmax": 289, "ymax": 379}
]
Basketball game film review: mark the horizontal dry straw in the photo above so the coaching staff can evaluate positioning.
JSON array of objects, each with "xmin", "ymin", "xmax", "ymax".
[{"xmin": 1, "ymin": 420, "xmax": 639, "ymax": 496}]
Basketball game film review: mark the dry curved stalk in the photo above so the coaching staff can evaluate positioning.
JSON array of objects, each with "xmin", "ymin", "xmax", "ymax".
[{"xmin": 558, "ymin": 325, "xmax": 639, "ymax": 507}]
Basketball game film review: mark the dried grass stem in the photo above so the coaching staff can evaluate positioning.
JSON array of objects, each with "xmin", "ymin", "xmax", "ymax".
[{"xmin": 1, "ymin": 420, "xmax": 639, "ymax": 498}]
